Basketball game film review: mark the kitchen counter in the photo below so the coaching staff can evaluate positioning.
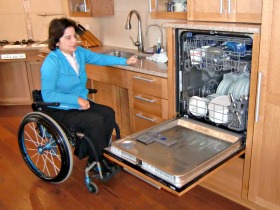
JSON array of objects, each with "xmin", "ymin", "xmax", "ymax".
[
  {"xmin": 0, "ymin": 43, "xmax": 168, "ymax": 78},
  {"xmin": 0, "ymin": 43, "xmax": 48, "ymax": 51},
  {"xmin": 0, "ymin": 43, "xmax": 46, "ymax": 62},
  {"xmin": 40, "ymin": 45, "xmax": 168, "ymax": 78}
]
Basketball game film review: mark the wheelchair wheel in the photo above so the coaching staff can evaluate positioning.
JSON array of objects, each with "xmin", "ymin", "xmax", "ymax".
[{"xmin": 18, "ymin": 112, "xmax": 73, "ymax": 183}]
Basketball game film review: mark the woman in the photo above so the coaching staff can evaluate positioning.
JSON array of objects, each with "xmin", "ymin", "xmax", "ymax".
[{"xmin": 41, "ymin": 18, "xmax": 138, "ymax": 176}]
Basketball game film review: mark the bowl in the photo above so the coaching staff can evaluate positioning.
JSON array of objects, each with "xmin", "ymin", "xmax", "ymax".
[
  {"xmin": 208, "ymin": 95, "xmax": 231, "ymax": 124},
  {"xmin": 188, "ymin": 96, "xmax": 209, "ymax": 117}
]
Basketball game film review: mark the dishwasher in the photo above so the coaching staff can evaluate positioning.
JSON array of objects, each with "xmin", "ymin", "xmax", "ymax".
[{"xmin": 104, "ymin": 28, "xmax": 254, "ymax": 196}]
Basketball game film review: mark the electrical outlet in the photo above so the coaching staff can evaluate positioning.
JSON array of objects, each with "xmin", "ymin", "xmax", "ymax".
[{"xmin": 85, "ymin": 24, "xmax": 90, "ymax": 30}]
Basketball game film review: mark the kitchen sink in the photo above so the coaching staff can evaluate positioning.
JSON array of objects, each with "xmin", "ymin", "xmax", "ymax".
[{"xmin": 102, "ymin": 50, "xmax": 146, "ymax": 59}]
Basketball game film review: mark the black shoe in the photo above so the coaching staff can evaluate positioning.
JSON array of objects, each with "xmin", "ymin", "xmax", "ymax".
[{"xmin": 102, "ymin": 158, "xmax": 118, "ymax": 172}]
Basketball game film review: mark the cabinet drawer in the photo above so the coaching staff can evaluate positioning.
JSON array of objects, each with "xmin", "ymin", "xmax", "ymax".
[
  {"xmin": 86, "ymin": 65, "xmax": 127, "ymax": 88},
  {"xmin": 129, "ymin": 90, "xmax": 168, "ymax": 119},
  {"xmin": 127, "ymin": 72, "xmax": 168, "ymax": 99},
  {"xmin": 131, "ymin": 109, "xmax": 166, "ymax": 132}
]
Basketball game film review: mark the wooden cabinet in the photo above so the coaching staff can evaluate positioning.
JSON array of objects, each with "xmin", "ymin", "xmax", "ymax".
[
  {"xmin": 127, "ymin": 71, "xmax": 169, "ymax": 132},
  {"xmin": 86, "ymin": 64, "xmax": 173, "ymax": 136},
  {"xmin": 0, "ymin": 49, "xmax": 43, "ymax": 105},
  {"xmin": 0, "ymin": 62, "xmax": 31, "ymax": 105},
  {"xmin": 188, "ymin": 0, "xmax": 262, "ymax": 23},
  {"xmin": 150, "ymin": 0, "xmax": 188, "ymax": 20},
  {"xmin": 0, "ymin": 60, "xmax": 43, "ymax": 105},
  {"xmin": 68, "ymin": 0, "xmax": 114, "ymax": 17},
  {"xmin": 245, "ymin": 0, "xmax": 280, "ymax": 209},
  {"xmin": 86, "ymin": 65, "xmax": 131, "ymax": 137}
]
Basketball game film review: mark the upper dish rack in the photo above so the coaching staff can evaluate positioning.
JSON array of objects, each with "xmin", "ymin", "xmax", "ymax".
[{"xmin": 181, "ymin": 34, "xmax": 252, "ymax": 74}]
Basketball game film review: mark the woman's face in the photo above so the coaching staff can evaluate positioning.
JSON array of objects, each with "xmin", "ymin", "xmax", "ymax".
[{"xmin": 57, "ymin": 26, "xmax": 78, "ymax": 55}]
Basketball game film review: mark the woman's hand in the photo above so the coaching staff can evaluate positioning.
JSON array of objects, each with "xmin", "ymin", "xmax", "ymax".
[
  {"xmin": 78, "ymin": 97, "xmax": 90, "ymax": 110},
  {"xmin": 126, "ymin": 56, "xmax": 139, "ymax": 65}
]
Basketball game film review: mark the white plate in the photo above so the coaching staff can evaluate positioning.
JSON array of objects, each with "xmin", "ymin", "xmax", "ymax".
[
  {"xmin": 189, "ymin": 96, "xmax": 209, "ymax": 117},
  {"xmin": 228, "ymin": 80, "xmax": 238, "ymax": 95},
  {"xmin": 238, "ymin": 77, "xmax": 248, "ymax": 97},
  {"xmin": 220, "ymin": 78, "xmax": 234, "ymax": 95},
  {"xmin": 233, "ymin": 77, "xmax": 246, "ymax": 100},
  {"xmin": 216, "ymin": 79, "xmax": 226, "ymax": 95},
  {"xmin": 243, "ymin": 78, "xmax": 250, "ymax": 96},
  {"xmin": 208, "ymin": 95, "xmax": 231, "ymax": 124}
]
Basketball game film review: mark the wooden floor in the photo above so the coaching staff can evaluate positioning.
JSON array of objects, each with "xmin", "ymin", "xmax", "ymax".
[{"xmin": 0, "ymin": 105, "xmax": 249, "ymax": 210}]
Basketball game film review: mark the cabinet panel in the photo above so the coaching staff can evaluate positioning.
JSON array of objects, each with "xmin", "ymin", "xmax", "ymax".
[
  {"xmin": 248, "ymin": 0, "xmax": 280, "ymax": 209},
  {"xmin": 228, "ymin": 0, "xmax": 262, "ymax": 23},
  {"xmin": 127, "ymin": 71, "xmax": 168, "ymax": 99},
  {"xmin": 130, "ymin": 109, "xmax": 166, "ymax": 133},
  {"xmin": 129, "ymin": 90, "xmax": 168, "ymax": 119},
  {"xmin": 0, "ymin": 62, "xmax": 31, "ymax": 105},
  {"xmin": 188, "ymin": 0, "xmax": 228, "ymax": 22},
  {"xmin": 188, "ymin": 0, "xmax": 262, "ymax": 23},
  {"xmin": 87, "ymin": 65, "xmax": 127, "ymax": 88}
]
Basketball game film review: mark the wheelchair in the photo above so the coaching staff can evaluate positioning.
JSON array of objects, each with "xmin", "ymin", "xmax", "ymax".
[{"xmin": 17, "ymin": 89, "xmax": 120, "ymax": 194}]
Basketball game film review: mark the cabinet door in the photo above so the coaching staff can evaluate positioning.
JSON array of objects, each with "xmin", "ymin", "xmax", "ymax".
[
  {"xmin": 68, "ymin": 0, "xmax": 114, "ymax": 17},
  {"xmin": 247, "ymin": 0, "xmax": 280, "ymax": 209},
  {"xmin": 188, "ymin": 0, "xmax": 262, "ymax": 23},
  {"xmin": 188, "ymin": 0, "xmax": 228, "ymax": 22},
  {"xmin": 0, "ymin": 62, "xmax": 31, "ymax": 105},
  {"xmin": 228, "ymin": 0, "xmax": 262, "ymax": 23}
]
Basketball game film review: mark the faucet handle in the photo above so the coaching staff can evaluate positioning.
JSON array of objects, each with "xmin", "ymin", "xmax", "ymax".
[{"xmin": 129, "ymin": 36, "xmax": 140, "ymax": 47}]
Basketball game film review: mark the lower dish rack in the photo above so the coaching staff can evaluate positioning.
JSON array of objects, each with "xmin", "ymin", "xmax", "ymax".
[{"xmin": 183, "ymin": 94, "xmax": 248, "ymax": 132}]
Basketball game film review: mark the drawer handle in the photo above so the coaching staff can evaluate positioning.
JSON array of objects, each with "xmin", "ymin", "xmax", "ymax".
[
  {"xmin": 255, "ymin": 72, "xmax": 262, "ymax": 122},
  {"xmin": 134, "ymin": 95, "xmax": 156, "ymax": 103},
  {"xmin": 220, "ymin": 0, "xmax": 223, "ymax": 14},
  {"xmin": 228, "ymin": 0, "xmax": 231, "ymax": 14},
  {"xmin": 148, "ymin": 0, "xmax": 152, "ymax": 12},
  {"xmin": 133, "ymin": 76, "xmax": 155, "ymax": 83},
  {"xmin": 135, "ymin": 113, "xmax": 155, "ymax": 122}
]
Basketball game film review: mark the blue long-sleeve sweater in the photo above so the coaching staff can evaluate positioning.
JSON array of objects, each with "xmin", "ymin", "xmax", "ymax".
[{"xmin": 41, "ymin": 46, "xmax": 127, "ymax": 109}]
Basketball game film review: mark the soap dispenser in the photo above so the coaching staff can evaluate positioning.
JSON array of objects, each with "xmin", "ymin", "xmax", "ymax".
[{"xmin": 156, "ymin": 37, "xmax": 161, "ymax": 53}]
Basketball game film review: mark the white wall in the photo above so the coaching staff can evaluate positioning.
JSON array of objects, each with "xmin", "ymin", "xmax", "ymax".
[{"xmin": 0, "ymin": 0, "xmax": 185, "ymax": 50}]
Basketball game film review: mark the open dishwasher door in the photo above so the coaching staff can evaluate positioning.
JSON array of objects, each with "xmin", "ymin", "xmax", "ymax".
[
  {"xmin": 104, "ymin": 27, "xmax": 258, "ymax": 196},
  {"xmin": 104, "ymin": 118, "xmax": 245, "ymax": 196}
]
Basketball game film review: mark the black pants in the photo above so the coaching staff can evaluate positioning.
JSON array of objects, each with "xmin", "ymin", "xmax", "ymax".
[{"xmin": 45, "ymin": 101, "xmax": 115, "ymax": 163}]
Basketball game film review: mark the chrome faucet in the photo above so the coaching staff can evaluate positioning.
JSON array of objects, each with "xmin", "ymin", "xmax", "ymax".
[{"xmin": 125, "ymin": 10, "xmax": 144, "ymax": 52}]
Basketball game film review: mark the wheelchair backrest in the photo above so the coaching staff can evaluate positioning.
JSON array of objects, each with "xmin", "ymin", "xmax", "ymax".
[
  {"xmin": 32, "ymin": 90, "xmax": 43, "ymax": 102},
  {"xmin": 31, "ymin": 90, "xmax": 60, "ymax": 111}
]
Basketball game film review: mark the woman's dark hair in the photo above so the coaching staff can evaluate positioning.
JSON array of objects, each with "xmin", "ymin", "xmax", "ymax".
[{"xmin": 48, "ymin": 18, "xmax": 78, "ymax": 51}]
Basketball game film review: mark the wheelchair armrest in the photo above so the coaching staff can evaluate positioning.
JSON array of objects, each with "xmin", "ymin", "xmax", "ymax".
[
  {"xmin": 33, "ymin": 101, "xmax": 60, "ymax": 107},
  {"xmin": 32, "ymin": 101, "xmax": 60, "ymax": 111}
]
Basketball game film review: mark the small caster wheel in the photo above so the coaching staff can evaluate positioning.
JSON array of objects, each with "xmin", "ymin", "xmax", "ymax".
[{"xmin": 87, "ymin": 182, "xmax": 98, "ymax": 194}]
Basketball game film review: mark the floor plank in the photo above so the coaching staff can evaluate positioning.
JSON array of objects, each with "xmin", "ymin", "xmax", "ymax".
[{"xmin": 0, "ymin": 105, "xmax": 249, "ymax": 210}]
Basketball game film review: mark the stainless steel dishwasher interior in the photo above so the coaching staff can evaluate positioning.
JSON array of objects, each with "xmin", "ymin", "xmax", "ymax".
[{"xmin": 102, "ymin": 50, "xmax": 146, "ymax": 59}]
